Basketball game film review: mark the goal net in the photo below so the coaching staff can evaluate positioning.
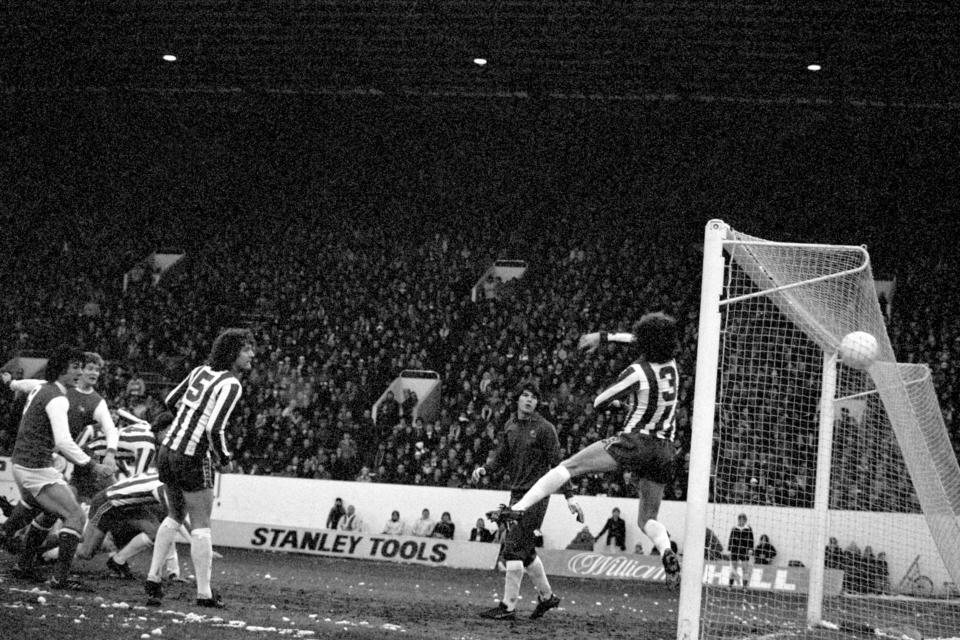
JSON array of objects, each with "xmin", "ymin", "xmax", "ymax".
[{"xmin": 677, "ymin": 220, "xmax": 960, "ymax": 640}]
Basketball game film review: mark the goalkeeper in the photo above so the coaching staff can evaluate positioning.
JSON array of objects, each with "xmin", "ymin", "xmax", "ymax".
[
  {"xmin": 471, "ymin": 383, "xmax": 581, "ymax": 621},
  {"xmin": 488, "ymin": 312, "xmax": 682, "ymax": 588}
]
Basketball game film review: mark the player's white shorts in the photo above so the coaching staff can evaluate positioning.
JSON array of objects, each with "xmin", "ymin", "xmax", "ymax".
[{"xmin": 13, "ymin": 464, "xmax": 69, "ymax": 504}]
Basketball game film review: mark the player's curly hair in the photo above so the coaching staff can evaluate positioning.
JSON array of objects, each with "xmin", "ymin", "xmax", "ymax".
[
  {"xmin": 207, "ymin": 328, "xmax": 255, "ymax": 371},
  {"xmin": 83, "ymin": 352, "xmax": 104, "ymax": 368},
  {"xmin": 45, "ymin": 344, "xmax": 85, "ymax": 382},
  {"xmin": 632, "ymin": 312, "xmax": 679, "ymax": 363}
]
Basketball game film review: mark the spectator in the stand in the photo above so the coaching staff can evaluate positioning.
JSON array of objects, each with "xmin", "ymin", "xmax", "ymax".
[
  {"xmin": 382, "ymin": 510, "xmax": 405, "ymax": 535},
  {"xmin": 727, "ymin": 513, "xmax": 754, "ymax": 586},
  {"xmin": 842, "ymin": 542, "xmax": 863, "ymax": 593},
  {"xmin": 470, "ymin": 518, "xmax": 494, "ymax": 543},
  {"xmin": 401, "ymin": 389, "xmax": 418, "ymax": 424},
  {"xmin": 567, "ymin": 526, "xmax": 595, "ymax": 550},
  {"xmin": 753, "ymin": 534, "xmax": 777, "ymax": 565},
  {"xmin": 824, "ymin": 536, "xmax": 844, "ymax": 569},
  {"xmin": 875, "ymin": 551, "xmax": 890, "ymax": 594},
  {"xmin": 126, "ymin": 369, "xmax": 146, "ymax": 398},
  {"xmin": 594, "ymin": 507, "xmax": 626, "ymax": 552},
  {"xmin": 432, "ymin": 511, "xmax": 455, "ymax": 539},
  {"xmin": 377, "ymin": 391, "xmax": 401, "ymax": 430},
  {"xmin": 412, "ymin": 508, "xmax": 436, "ymax": 537},
  {"xmin": 337, "ymin": 504, "xmax": 361, "ymax": 532},
  {"xmin": 326, "ymin": 497, "xmax": 345, "ymax": 530}
]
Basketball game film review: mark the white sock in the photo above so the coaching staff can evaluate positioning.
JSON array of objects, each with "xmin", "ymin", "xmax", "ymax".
[
  {"xmin": 164, "ymin": 544, "xmax": 180, "ymax": 578},
  {"xmin": 502, "ymin": 560, "xmax": 524, "ymax": 610},
  {"xmin": 512, "ymin": 466, "xmax": 571, "ymax": 511},
  {"xmin": 147, "ymin": 517, "xmax": 180, "ymax": 582},
  {"xmin": 524, "ymin": 556, "xmax": 552, "ymax": 599},
  {"xmin": 114, "ymin": 532, "xmax": 152, "ymax": 565},
  {"xmin": 191, "ymin": 528, "xmax": 214, "ymax": 599},
  {"xmin": 42, "ymin": 547, "xmax": 59, "ymax": 562},
  {"xmin": 643, "ymin": 519, "xmax": 671, "ymax": 555}
]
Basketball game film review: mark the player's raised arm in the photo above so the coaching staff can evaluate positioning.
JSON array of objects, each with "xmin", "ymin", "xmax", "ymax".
[
  {"xmin": 577, "ymin": 331, "xmax": 636, "ymax": 353},
  {"xmin": 7, "ymin": 378, "xmax": 44, "ymax": 394}
]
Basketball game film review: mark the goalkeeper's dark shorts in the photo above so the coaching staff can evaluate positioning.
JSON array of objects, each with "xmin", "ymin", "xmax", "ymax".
[
  {"xmin": 500, "ymin": 490, "xmax": 549, "ymax": 566},
  {"xmin": 603, "ymin": 432, "xmax": 677, "ymax": 485}
]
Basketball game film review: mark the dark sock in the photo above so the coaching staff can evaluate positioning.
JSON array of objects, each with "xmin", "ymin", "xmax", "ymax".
[
  {"xmin": 56, "ymin": 531, "xmax": 81, "ymax": 582},
  {"xmin": 17, "ymin": 524, "xmax": 48, "ymax": 570},
  {"xmin": 2, "ymin": 504, "xmax": 34, "ymax": 538}
]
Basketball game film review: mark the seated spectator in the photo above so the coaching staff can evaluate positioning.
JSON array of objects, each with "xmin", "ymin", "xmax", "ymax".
[
  {"xmin": 753, "ymin": 534, "xmax": 777, "ymax": 565},
  {"xmin": 432, "ymin": 511, "xmax": 455, "ymax": 539},
  {"xmin": 412, "ymin": 508, "xmax": 436, "ymax": 537},
  {"xmin": 337, "ymin": 504, "xmax": 362, "ymax": 532},
  {"xmin": 470, "ymin": 518, "xmax": 495, "ymax": 543},
  {"xmin": 382, "ymin": 510, "xmax": 405, "ymax": 535},
  {"xmin": 567, "ymin": 525, "xmax": 595, "ymax": 550},
  {"xmin": 326, "ymin": 497, "xmax": 345, "ymax": 530}
]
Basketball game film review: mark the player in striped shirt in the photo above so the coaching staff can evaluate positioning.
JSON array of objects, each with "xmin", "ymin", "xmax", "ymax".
[
  {"xmin": 489, "ymin": 312, "xmax": 683, "ymax": 587},
  {"xmin": 77, "ymin": 471, "xmax": 181, "ymax": 580},
  {"xmin": 78, "ymin": 408, "xmax": 158, "ymax": 480},
  {"xmin": 144, "ymin": 328, "xmax": 254, "ymax": 609}
]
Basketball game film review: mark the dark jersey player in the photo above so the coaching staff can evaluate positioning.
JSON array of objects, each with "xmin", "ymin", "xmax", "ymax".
[
  {"xmin": 490, "ymin": 312, "xmax": 683, "ymax": 588},
  {"xmin": 471, "ymin": 384, "xmax": 581, "ymax": 620},
  {"xmin": 8, "ymin": 345, "xmax": 113, "ymax": 590},
  {"xmin": 144, "ymin": 328, "xmax": 254, "ymax": 608}
]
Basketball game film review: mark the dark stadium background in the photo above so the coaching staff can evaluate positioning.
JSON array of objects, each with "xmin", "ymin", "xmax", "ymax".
[{"xmin": 1, "ymin": 2, "xmax": 960, "ymax": 638}]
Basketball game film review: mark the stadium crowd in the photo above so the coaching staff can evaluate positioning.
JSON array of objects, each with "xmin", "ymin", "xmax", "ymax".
[
  {"xmin": 1, "ymin": 98, "xmax": 958, "ymax": 517},
  {"xmin": 1, "ymin": 207, "xmax": 957, "ymax": 516}
]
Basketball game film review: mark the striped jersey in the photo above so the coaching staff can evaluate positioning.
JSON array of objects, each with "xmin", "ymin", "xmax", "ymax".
[
  {"xmin": 163, "ymin": 365, "xmax": 242, "ymax": 460},
  {"xmin": 77, "ymin": 421, "xmax": 157, "ymax": 477},
  {"xmin": 593, "ymin": 358, "xmax": 679, "ymax": 441},
  {"xmin": 88, "ymin": 473, "xmax": 166, "ymax": 529}
]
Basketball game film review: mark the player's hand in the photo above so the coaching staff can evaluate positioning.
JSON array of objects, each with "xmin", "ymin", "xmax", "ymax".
[
  {"xmin": 101, "ymin": 452, "xmax": 118, "ymax": 475},
  {"xmin": 92, "ymin": 462, "xmax": 115, "ymax": 481},
  {"xmin": 567, "ymin": 497, "xmax": 585, "ymax": 523},
  {"xmin": 577, "ymin": 333, "xmax": 601, "ymax": 353},
  {"xmin": 217, "ymin": 459, "xmax": 236, "ymax": 474},
  {"xmin": 471, "ymin": 466, "xmax": 486, "ymax": 484},
  {"xmin": 0, "ymin": 371, "xmax": 11, "ymax": 387}
]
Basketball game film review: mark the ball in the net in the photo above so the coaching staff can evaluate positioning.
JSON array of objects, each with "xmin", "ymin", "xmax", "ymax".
[{"xmin": 839, "ymin": 331, "xmax": 878, "ymax": 369}]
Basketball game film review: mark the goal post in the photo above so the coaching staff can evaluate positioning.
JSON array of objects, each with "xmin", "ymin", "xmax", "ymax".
[{"xmin": 678, "ymin": 220, "xmax": 960, "ymax": 640}]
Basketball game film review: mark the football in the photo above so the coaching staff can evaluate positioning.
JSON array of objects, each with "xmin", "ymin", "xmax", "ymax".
[{"xmin": 839, "ymin": 331, "xmax": 879, "ymax": 369}]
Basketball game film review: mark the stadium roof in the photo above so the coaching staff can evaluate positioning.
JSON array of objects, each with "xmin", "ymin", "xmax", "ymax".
[{"xmin": 3, "ymin": 1, "xmax": 958, "ymax": 108}]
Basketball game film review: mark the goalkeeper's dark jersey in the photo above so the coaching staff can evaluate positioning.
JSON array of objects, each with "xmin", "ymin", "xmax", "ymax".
[{"xmin": 484, "ymin": 411, "xmax": 567, "ymax": 495}]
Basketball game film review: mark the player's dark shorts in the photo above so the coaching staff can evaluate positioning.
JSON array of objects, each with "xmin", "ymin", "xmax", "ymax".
[
  {"xmin": 501, "ymin": 489, "xmax": 549, "ymax": 566},
  {"xmin": 602, "ymin": 432, "xmax": 677, "ymax": 485},
  {"xmin": 156, "ymin": 446, "xmax": 213, "ymax": 492}
]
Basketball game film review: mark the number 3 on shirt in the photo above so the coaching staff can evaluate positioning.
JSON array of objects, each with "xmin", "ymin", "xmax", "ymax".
[{"xmin": 183, "ymin": 369, "xmax": 217, "ymax": 408}]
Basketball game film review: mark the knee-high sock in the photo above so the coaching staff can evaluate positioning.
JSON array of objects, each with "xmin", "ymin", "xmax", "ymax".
[
  {"xmin": 55, "ymin": 528, "xmax": 82, "ymax": 582},
  {"xmin": 512, "ymin": 466, "xmax": 571, "ymax": 512},
  {"xmin": 191, "ymin": 528, "xmax": 213, "ymax": 599},
  {"xmin": 524, "ymin": 556, "xmax": 553, "ymax": 598},
  {"xmin": 643, "ymin": 519, "xmax": 671, "ymax": 555},
  {"xmin": 502, "ymin": 560, "xmax": 524, "ymax": 610},
  {"xmin": 113, "ymin": 532, "xmax": 152, "ymax": 565},
  {"xmin": 164, "ymin": 543, "xmax": 180, "ymax": 578},
  {"xmin": 18, "ymin": 523, "xmax": 50, "ymax": 570},
  {"xmin": 147, "ymin": 517, "xmax": 180, "ymax": 582}
]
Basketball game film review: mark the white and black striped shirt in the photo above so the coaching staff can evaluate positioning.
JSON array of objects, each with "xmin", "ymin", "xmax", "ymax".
[
  {"xmin": 594, "ymin": 359, "xmax": 679, "ymax": 441},
  {"xmin": 163, "ymin": 365, "xmax": 242, "ymax": 461},
  {"xmin": 78, "ymin": 421, "xmax": 157, "ymax": 477}
]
